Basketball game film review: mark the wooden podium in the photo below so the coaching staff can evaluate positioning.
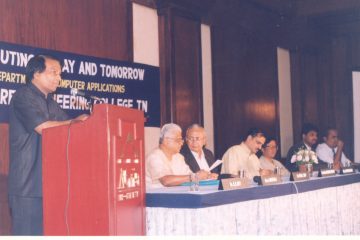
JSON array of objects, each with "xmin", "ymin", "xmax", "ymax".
[{"xmin": 42, "ymin": 104, "xmax": 145, "ymax": 235}]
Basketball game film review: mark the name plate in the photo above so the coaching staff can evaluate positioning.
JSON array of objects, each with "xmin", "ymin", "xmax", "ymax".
[
  {"xmin": 340, "ymin": 167, "xmax": 354, "ymax": 174},
  {"xmin": 318, "ymin": 168, "xmax": 336, "ymax": 177},
  {"xmin": 220, "ymin": 178, "xmax": 249, "ymax": 190},
  {"xmin": 260, "ymin": 174, "xmax": 282, "ymax": 186},
  {"xmin": 290, "ymin": 171, "xmax": 310, "ymax": 181}
]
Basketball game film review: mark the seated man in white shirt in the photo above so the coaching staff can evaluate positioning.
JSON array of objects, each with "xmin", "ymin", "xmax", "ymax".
[
  {"xmin": 146, "ymin": 123, "xmax": 211, "ymax": 188},
  {"xmin": 221, "ymin": 127, "xmax": 272, "ymax": 180},
  {"xmin": 316, "ymin": 127, "xmax": 352, "ymax": 170}
]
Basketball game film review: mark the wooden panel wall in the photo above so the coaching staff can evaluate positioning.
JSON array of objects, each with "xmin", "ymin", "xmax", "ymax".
[
  {"xmin": 328, "ymin": 36, "xmax": 355, "ymax": 159},
  {"xmin": 158, "ymin": 5, "xmax": 203, "ymax": 130},
  {"xmin": 0, "ymin": 124, "xmax": 9, "ymax": 176},
  {"xmin": 290, "ymin": 35, "xmax": 356, "ymax": 160},
  {"xmin": 210, "ymin": 1, "xmax": 280, "ymax": 158},
  {"xmin": 172, "ymin": 15, "xmax": 202, "ymax": 129},
  {"xmin": 0, "ymin": 124, "xmax": 10, "ymax": 234},
  {"xmin": 0, "ymin": 0, "xmax": 132, "ymax": 60},
  {"xmin": 206, "ymin": 0, "xmax": 358, "ymax": 161},
  {"xmin": 291, "ymin": 48, "xmax": 325, "ymax": 139}
]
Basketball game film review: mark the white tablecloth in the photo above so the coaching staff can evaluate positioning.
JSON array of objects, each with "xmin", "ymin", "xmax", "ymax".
[{"xmin": 146, "ymin": 179, "xmax": 360, "ymax": 235}]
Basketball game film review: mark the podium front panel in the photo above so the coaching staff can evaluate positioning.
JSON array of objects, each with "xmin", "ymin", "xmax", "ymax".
[{"xmin": 42, "ymin": 104, "xmax": 145, "ymax": 235}]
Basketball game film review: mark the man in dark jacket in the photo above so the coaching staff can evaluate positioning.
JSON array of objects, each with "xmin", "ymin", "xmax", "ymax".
[
  {"xmin": 8, "ymin": 55, "xmax": 88, "ymax": 235},
  {"xmin": 180, "ymin": 124, "xmax": 220, "ymax": 176},
  {"xmin": 285, "ymin": 123, "xmax": 326, "ymax": 172}
]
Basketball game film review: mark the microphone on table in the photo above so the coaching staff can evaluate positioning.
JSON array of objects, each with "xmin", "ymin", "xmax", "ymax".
[
  {"xmin": 70, "ymin": 88, "xmax": 102, "ymax": 101},
  {"xmin": 253, "ymin": 176, "xmax": 262, "ymax": 185}
]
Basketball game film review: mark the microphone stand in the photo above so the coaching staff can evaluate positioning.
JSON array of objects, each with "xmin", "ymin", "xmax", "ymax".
[
  {"xmin": 87, "ymin": 97, "xmax": 105, "ymax": 114},
  {"xmin": 70, "ymin": 88, "xmax": 104, "ymax": 114}
]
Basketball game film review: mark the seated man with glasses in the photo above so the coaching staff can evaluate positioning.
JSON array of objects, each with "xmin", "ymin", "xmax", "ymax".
[
  {"xmin": 259, "ymin": 137, "xmax": 290, "ymax": 177},
  {"xmin": 146, "ymin": 123, "xmax": 211, "ymax": 188},
  {"xmin": 180, "ymin": 124, "xmax": 220, "ymax": 176}
]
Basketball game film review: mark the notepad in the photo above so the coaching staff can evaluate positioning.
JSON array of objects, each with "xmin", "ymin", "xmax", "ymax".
[
  {"xmin": 180, "ymin": 179, "xmax": 219, "ymax": 186},
  {"xmin": 209, "ymin": 159, "xmax": 223, "ymax": 171}
]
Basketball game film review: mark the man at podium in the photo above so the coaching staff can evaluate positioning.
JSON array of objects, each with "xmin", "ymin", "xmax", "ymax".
[{"xmin": 8, "ymin": 54, "xmax": 88, "ymax": 235}]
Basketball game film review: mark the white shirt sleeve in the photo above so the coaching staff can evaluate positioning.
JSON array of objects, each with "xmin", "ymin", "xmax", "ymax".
[
  {"xmin": 247, "ymin": 156, "xmax": 261, "ymax": 180},
  {"xmin": 172, "ymin": 153, "xmax": 192, "ymax": 175},
  {"xmin": 146, "ymin": 150, "xmax": 171, "ymax": 183},
  {"xmin": 221, "ymin": 146, "xmax": 240, "ymax": 175},
  {"xmin": 341, "ymin": 152, "xmax": 351, "ymax": 166},
  {"xmin": 316, "ymin": 144, "xmax": 334, "ymax": 164}
]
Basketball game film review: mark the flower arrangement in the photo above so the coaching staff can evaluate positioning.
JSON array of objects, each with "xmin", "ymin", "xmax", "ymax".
[{"xmin": 290, "ymin": 148, "xmax": 318, "ymax": 165}]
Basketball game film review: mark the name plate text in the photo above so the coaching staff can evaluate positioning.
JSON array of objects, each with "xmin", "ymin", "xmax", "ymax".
[
  {"xmin": 260, "ymin": 174, "xmax": 282, "ymax": 186},
  {"xmin": 318, "ymin": 169, "xmax": 336, "ymax": 177},
  {"xmin": 221, "ymin": 178, "xmax": 249, "ymax": 190},
  {"xmin": 340, "ymin": 167, "xmax": 354, "ymax": 174},
  {"xmin": 290, "ymin": 172, "xmax": 310, "ymax": 181}
]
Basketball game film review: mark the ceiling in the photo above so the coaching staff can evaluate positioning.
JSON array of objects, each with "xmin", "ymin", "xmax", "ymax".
[
  {"xmin": 156, "ymin": 0, "xmax": 360, "ymax": 36},
  {"xmin": 250, "ymin": 0, "xmax": 360, "ymax": 17},
  {"xmin": 249, "ymin": 0, "xmax": 360, "ymax": 35}
]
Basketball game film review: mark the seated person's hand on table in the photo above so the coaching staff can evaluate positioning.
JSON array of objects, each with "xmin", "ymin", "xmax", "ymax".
[
  {"xmin": 259, "ymin": 169, "xmax": 273, "ymax": 176},
  {"xmin": 196, "ymin": 170, "xmax": 212, "ymax": 180},
  {"xmin": 333, "ymin": 161, "xmax": 341, "ymax": 170},
  {"xmin": 208, "ymin": 173, "xmax": 219, "ymax": 180}
]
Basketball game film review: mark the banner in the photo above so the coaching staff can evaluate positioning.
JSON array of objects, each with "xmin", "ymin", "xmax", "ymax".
[{"xmin": 0, "ymin": 41, "xmax": 160, "ymax": 127}]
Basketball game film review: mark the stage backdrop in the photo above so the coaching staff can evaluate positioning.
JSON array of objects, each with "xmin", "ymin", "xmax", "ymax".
[{"xmin": 0, "ymin": 41, "xmax": 160, "ymax": 127}]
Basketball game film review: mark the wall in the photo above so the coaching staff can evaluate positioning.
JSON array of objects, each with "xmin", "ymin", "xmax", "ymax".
[
  {"xmin": 290, "ymin": 29, "xmax": 357, "ymax": 160},
  {"xmin": 209, "ymin": 0, "xmax": 359, "ymax": 161},
  {"xmin": 210, "ymin": 1, "xmax": 280, "ymax": 158},
  {"xmin": 0, "ymin": 0, "xmax": 132, "ymax": 60},
  {"xmin": 158, "ymin": 3, "xmax": 204, "ymax": 129},
  {"xmin": 132, "ymin": 2, "xmax": 161, "ymax": 155},
  {"xmin": 0, "ymin": 124, "xmax": 10, "ymax": 235}
]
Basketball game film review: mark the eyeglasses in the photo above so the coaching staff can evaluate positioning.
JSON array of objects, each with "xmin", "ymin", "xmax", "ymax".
[
  {"xmin": 165, "ymin": 137, "xmax": 184, "ymax": 143},
  {"xmin": 265, "ymin": 145, "xmax": 278, "ymax": 150},
  {"xmin": 186, "ymin": 136, "xmax": 204, "ymax": 142}
]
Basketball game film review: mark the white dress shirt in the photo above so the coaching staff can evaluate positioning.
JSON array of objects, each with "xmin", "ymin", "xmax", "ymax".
[
  {"xmin": 316, "ymin": 143, "xmax": 350, "ymax": 166},
  {"xmin": 146, "ymin": 148, "xmax": 192, "ymax": 189},
  {"xmin": 190, "ymin": 149, "xmax": 210, "ymax": 172},
  {"xmin": 221, "ymin": 142, "xmax": 261, "ymax": 180}
]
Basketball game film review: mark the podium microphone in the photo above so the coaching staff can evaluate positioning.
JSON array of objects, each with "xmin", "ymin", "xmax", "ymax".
[{"xmin": 70, "ymin": 88, "xmax": 102, "ymax": 101}]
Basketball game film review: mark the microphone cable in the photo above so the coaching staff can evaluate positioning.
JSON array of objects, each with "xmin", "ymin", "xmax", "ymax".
[
  {"xmin": 64, "ymin": 119, "xmax": 76, "ymax": 236},
  {"xmin": 291, "ymin": 181, "xmax": 299, "ymax": 194}
]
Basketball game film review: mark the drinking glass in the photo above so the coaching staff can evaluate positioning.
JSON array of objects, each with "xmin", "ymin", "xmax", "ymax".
[
  {"xmin": 190, "ymin": 173, "xmax": 199, "ymax": 191},
  {"xmin": 306, "ymin": 163, "xmax": 313, "ymax": 176},
  {"xmin": 274, "ymin": 167, "xmax": 282, "ymax": 176},
  {"xmin": 327, "ymin": 163, "xmax": 333, "ymax": 169},
  {"xmin": 238, "ymin": 169, "xmax": 246, "ymax": 179}
]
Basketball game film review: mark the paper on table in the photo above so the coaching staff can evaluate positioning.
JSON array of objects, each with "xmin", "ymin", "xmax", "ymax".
[{"xmin": 209, "ymin": 159, "xmax": 223, "ymax": 171}]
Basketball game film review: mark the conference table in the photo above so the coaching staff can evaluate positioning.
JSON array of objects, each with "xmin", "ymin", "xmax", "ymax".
[{"xmin": 146, "ymin": 172, "xmax": 360, "ymax": 235}]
